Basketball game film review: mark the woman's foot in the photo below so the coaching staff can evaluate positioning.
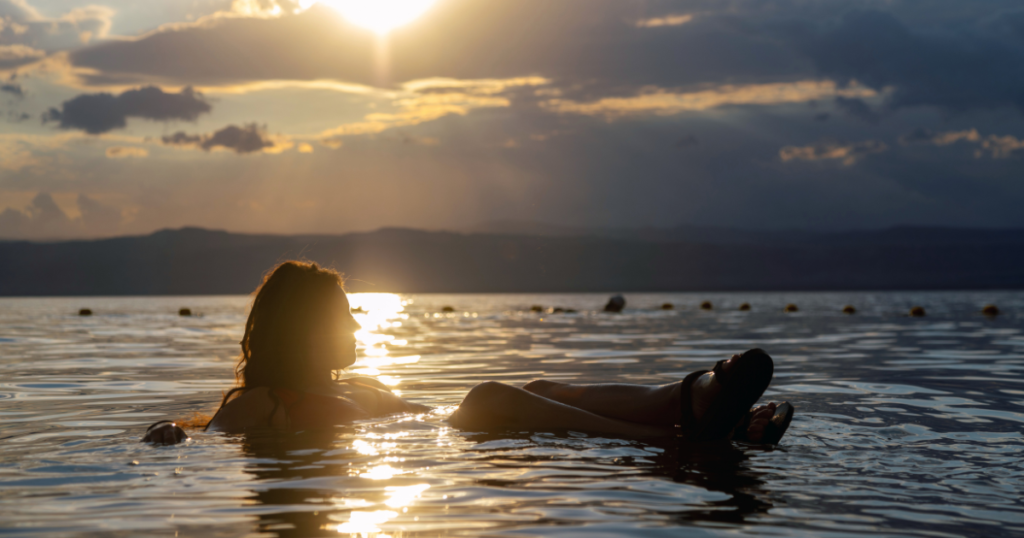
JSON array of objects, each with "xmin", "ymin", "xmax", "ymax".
[{"xmin": 681, "ymin": 349, "xmax": 775, "ymax": 442}]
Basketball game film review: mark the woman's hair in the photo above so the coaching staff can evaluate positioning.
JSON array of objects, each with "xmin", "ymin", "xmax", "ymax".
[{"xmin": 219, "ymin": 261, "xmax": 346, "ymax": 407}]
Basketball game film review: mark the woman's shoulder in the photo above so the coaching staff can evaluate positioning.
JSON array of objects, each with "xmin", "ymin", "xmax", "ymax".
[
  {"xmin": 208, "ymin": 387, "xmax": 280, "ymax": 432},
  {"xmin": 337, "ymin": 376, "xmax": 392, "ymax": 392}
]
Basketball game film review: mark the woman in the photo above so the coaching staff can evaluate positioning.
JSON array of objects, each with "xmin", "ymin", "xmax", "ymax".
[{"xmin": 144, "ymin": 261, "xmax": 791, "ymax": 445}]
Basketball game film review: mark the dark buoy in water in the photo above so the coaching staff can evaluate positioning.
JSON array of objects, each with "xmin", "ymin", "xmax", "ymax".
[
  {"xmin": 565, "ymin": 309, "xmax": 578, "ymax": 314},
  {"xmin": 700, "ymin": 301, "xmax": 713, "ymax": 310},
  {"xmin": 78, "ymin": 308, "xmax": 92, "ymax": 316},
  {"xmin": 552, "ymin": 307, "xmax": 566, "ymax": 314},
  {"xmin": 179, "ymin": 308, "xmax": 192, "ymax": 317},
  {"xmin": 909, "ymin": 306, "xmax": 926, "ymax": 317},
  {"xmin": 982, "ymin": 304, "xmax": 1000, "ymax": 317},
  {"xmin": 351, "ymin": 306, "xmax": 366, "ymax": 314},
  {"xmin": 603, "ymin": 295, "xmax": 626, "ymax": 313},
  {"xmin": 738, "ymin": 303, "xmax": 751, "ymax": 311},
  {"xmin": 843, "ymin": 305, "xmax": 856, "ymax": 314},
  {"xmin": 441, "ymin": 306, "xmax": 455, "ymax": 313},
  {"xmin": 661, "ymin": 303, "xmax": 674, "ymax": 310},
  {"xmin": 530, "ymin": 305, "xmax": 544, "ymax": 313},
  {"xmin": 784, "ymin": 303, "xmax": 799, "ymax": 313}
]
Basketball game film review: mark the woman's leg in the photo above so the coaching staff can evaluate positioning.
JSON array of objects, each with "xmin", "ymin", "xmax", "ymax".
[
  {"xmin": 450, "ymin": 381, "xmax": 675, "ymax": 437},
  {"xmin": 522, "ymin": 379, "xmax": 782, "ymax": 443},
  {"xmin": 522, "ymin": 380, "xmax": 681, "ymax": 427}
]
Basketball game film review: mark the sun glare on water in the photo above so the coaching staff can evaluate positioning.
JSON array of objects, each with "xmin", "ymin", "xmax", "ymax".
[{"xmin": 318, "ymin": 0, "xmax": 438, "ymax": 34}]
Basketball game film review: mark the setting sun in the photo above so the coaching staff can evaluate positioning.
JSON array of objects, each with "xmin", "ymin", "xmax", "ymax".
[{"xmin": 318, "ymin": 0, "xmax": 437, "ymax": 34}]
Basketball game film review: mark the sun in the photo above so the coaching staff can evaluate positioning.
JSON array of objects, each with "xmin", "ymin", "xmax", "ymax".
[{"xmin": 319, "ymin": 0, "xmax": 438, "ymax": 35}]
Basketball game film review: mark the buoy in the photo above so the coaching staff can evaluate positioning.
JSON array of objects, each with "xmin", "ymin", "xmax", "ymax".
[
  {"xmin": 661, "ymin": 303, "xmax": 674, "ymax": 310},
  {"xmin": 738, "ymin": 303, "xmax": 751, "ymax": 311},
  {"xmin": 179, "ymin": 308, "xmax": 192, "ymax": 317},
  {"xmin": 842, "ymin": 305, "xmax": 856, "ymax": 314},
  {"xmin": 565, "ymin": 309, "xmax": 578, "ymax": 314},
  {"xmin": 909, "ymin": 306, "xmax": 926, "ymax": 317},
  {"xmin": 530, "ymin": 305, "xmax": 544, "ymax": 313},
  {"xmin": 350, "ymin": 306, "xmax": 366, "ymax": 314},
  {"xmin": 442, "ymin": 306, "xmax": 455, "ymax": 313},
  {"xmin": 700, "ymin": 301, "xmax": 713, "ymax": 310},
  {"xmin": 982, "ymin": 305, "xmax": 1000, "ymax": 316},
  {"xmin": 784, "ymin": 303, "xmax": 799, "ymax": 313},
  {"xmin": 603, "ymin": 295, "xmax": 626, "ymax": 313},
  {"xmin": 552, "ymin": 307, "xmax": 566, "ymax": 314},
  {"xmin": 78, "ymin": 308, "xmax": 92, "ymax": 316}
]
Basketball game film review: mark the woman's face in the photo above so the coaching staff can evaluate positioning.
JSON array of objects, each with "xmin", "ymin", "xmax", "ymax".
[{"xmin": 311, "ymin": 286, "xmax": 361, "ymax": 371}]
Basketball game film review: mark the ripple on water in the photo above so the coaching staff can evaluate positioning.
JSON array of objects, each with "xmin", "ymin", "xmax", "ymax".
[{"xmin": 1, "ymin": 293, "xmax": 1024, "ymax": 537}]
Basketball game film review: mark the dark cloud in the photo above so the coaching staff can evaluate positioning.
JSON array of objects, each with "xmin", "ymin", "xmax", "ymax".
[
  {"xmin": 674, "ymin": 135, "xmax": 699, "ymax": 148},
  {"xmin": 163, "ymin": 123, "xmax": 276, "ymax": 154},
  {"xmin": 42, "ymin": 86, "xmax": 210, "ymax": 134},
  {"xmin": 899, "ymin": 127, "xmax": 935, "ymax": 145},
  {"xmin": 798, "ymin": 9, "xmax": 1024, "ymax": 113},
  {"xmin": 834, "ymin": 96, "xmax": 880, "ymax": 123},
  {"xmin": 1, "ymin": 81, "xmax": 21, "ymax": 96},
  {"xmin": 67, "ymin": 1, "xmax": 806, "ymax": 92},
  {"xmin": 62, "ymin": 1, "xmax": 1024, "ymax": 118}
]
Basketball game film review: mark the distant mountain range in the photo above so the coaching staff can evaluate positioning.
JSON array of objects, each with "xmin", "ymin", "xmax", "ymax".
[{"xmin": 0, "ymin": 225, "xmax": 1022, "ymax": 295}]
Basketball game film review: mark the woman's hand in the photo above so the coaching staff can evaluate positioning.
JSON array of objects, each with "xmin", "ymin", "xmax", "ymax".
[{"xmin": 142, "ymin": 422, "xmax": 189, "ymax": 445}]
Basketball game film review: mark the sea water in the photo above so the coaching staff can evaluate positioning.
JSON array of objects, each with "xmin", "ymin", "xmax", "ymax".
[{"xmin": 1, "ymin": 292, "xmax": 1023, "ymax": 537}]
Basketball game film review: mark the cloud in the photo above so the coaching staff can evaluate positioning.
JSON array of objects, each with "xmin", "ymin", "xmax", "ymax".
[
  {"xmin": 64, "ymin": 1, "xmax": 806, "ymax": 92},
  {"xmin": 0, "ymin": 44, "xmax": 44, "ymax": 68},
  {"xmin": 162, "ymin": 123, "xmax": 281, "ymax": 154},
  {"xmin": 780, "ymin": 140, "xmax": 888, "ymax": 166},
  {"xmin": 0, "ymin": 1, "xmax": 114, "ymax": 55},
  {"xmin": 899, "ymin": 128, "xmax": 981, "ymax": 146},
  {"xmin": 798, "ymin": 9, "xmax": 1024, "ymax": 112},
  {"xmin": 0, "ymin": 191, "xmax": 124, "ymax": 239},
  {"xmin": 978, "ymin": 135, "xmax": 1024, "ymax": 159},
  {"xmin": 675, "ymin": 135, "xmax": 699, "ymax": 148},
  {"xmin": 42, "ymin": 86, "xmax": 211, "ymax": 134},
  {"xmin": 319, "ymin": 77, "xmax": 548, "ymax": 145},
  {"xmin": 105, "ymin": 146, "xmax": 148, "ymax": 158},
  {"xmin": 834, "ymin": 96, "xmax": 880, "ymax": 123},
  {"xmin": 0, "ymin": 80, "xmax": 20, "ymax": 96},
  {"xmin": 0, "ymin": 192, "xmax": 75, "ymax": 238},
  {"xmin": 542, "ymin": 80, "xmax": 877, "ymax": 119},
  {"xmin": 636, "ymin": 15, "xmax": 693, "ymax": 28}
]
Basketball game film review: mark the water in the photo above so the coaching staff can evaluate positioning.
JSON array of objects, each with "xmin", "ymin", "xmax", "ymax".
[{"xmin": 1, "ymin": 291, "xmax": 1023, "ymax": 537}]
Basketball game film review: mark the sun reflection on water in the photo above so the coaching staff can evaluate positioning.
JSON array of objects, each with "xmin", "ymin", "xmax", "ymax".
[{"xmin": 346, "ymin": 294, "xmax": 418, "ymax": 382}]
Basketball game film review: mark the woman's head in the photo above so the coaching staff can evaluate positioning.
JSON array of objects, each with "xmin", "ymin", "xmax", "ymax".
[{"xmin": 236, "ymin": 261, "xmax": 359, "ymax": 389}]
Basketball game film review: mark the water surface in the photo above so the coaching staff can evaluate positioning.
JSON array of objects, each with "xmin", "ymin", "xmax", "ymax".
[{"xmin": 1, "ymin": 292, "xmax": 1023, "ymax": 537}]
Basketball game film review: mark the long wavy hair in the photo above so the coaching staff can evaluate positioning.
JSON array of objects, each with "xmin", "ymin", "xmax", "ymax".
[{"xmin": 218, "ymin": 261, "xmax": 346, "ymax": 409}]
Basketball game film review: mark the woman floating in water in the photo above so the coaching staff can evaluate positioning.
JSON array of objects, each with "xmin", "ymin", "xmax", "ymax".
[{"xmin": 144, "ymin": 261, "xmax": 793, "ymax": 445}]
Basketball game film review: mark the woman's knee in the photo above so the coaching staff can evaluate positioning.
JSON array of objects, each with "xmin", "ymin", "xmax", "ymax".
[
  {"xmin": 462, "ymin": 381, "xmax": 513, "ymax": 406},
  {"xmin": 522, "ymin": 379, "xmax": 560, "ymax": 395}
]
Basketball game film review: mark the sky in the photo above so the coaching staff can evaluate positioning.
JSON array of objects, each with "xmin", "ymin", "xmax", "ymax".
[{"xmin": 0, "ymin": 0, "xmax": 1023, "ymax": 239}]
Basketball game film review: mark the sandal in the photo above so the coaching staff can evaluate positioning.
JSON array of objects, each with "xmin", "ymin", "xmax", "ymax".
[
  {"xmin": 678, "ymin": 349, "xmax": 774, "ymax": 442},
  {"xmin": 731, "ymin": 401, "xmax": 795, "ymax": 445}
]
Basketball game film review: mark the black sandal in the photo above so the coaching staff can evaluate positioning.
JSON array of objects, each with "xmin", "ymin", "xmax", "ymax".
[{"xmin": 678, "ymin": 349, "xmax": 774, "ymax": 442}]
